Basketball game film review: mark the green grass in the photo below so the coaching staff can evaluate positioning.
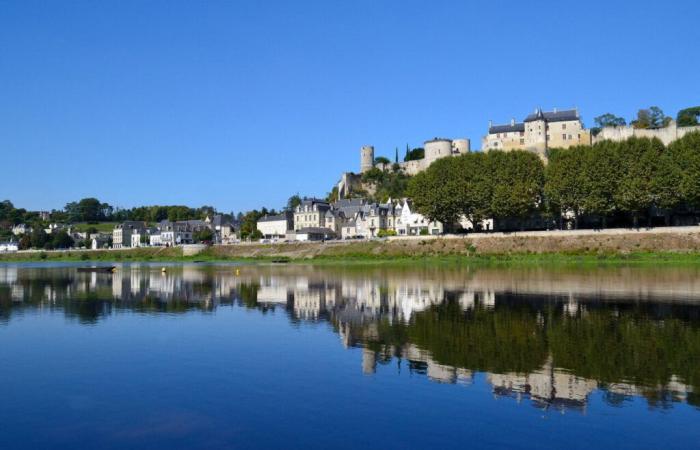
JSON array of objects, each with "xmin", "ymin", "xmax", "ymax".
[
  {"xmin": 3, "ymin": 246, "xmax": 700, "ymax": 268},
  {"xmin": 70, "ymin": 222, "xmax": 121, "ymax": 233}
]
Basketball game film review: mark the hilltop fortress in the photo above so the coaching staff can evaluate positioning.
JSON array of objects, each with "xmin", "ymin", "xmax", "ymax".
[
  {"xmin": 337, "ymin": 137, "xmax": 471, "ymax": 198},
  {"xmin": 337, "ymin": 106, "xmax": 700, "ymax": 199}
]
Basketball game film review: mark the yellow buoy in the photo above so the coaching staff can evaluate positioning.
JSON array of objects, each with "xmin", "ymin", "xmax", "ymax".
[
  {"xmin": 161, "ymin": 267, "xmax": 167, "ymax": 273},
  {"xmin": 235, "ymin": 268, "xmax": 240, "ymax": 276}
]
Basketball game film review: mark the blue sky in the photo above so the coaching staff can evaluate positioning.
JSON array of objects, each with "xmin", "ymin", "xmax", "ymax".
[{"xmin": 1, "ymin": 0, "xmax": 699, "ymax": 214}]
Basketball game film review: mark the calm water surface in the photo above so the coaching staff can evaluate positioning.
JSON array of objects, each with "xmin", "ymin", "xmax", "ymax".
[{"xmin": 1, "ymin": 262, "xmax": 699, "ymax": 449}]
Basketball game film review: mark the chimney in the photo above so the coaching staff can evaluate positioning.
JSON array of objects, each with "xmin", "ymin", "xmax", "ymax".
[
  {"xmin": 510, "ymin": 118, "xmax": 515, "ymax": 126},
  {"xmin": 488, "ymin": 120, "xmax": 492, "ymax": 129},
  {"xmin": 553, "ymin": 107, "xmax": 557, "ymax": 113}
]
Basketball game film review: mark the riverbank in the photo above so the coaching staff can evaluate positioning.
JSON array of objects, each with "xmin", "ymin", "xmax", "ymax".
[{"xmin": 2, "ymin": 227, "xmax": 700, "ymax": 265}]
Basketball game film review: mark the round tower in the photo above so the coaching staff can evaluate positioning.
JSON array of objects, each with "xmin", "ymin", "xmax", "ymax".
[
  {"xmin": 452, "ymin": 139, "xmax": 471, "ymax": 154},
  {"xmin": 360, "ymin": 145, "xmax": 375, "ymax": 173},
  {"xmin": 424, "ymin": 139, "xmax": 452, "ymax": 167}
]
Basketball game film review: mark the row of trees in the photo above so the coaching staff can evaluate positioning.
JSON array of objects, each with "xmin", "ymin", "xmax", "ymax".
[
  {"xmin": 408, "ymin": 132, "xmax": 700, "ymax": 231},
  {"xmin": 407, "ymin": 150, "xmax": 543, "ymax": 230}
]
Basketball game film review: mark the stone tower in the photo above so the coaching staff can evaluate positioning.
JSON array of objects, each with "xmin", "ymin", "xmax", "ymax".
[
  {"xmin": 525, "ymin": 108, "xmax": 548, "ymax": 156},
  {"xmin": 360, "ymin": 145, "xmax": 375, "ymax": 173}
]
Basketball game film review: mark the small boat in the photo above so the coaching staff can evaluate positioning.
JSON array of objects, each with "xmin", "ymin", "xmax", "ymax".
[
  {"xmin": 271, "ymin": 257, "xmax": 290, "ymax": 264},
  {"xmin": 77, "ymin": 266, "xmax": 116, "ymax": 273}
]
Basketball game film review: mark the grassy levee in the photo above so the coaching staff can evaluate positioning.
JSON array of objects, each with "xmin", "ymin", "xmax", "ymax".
[
  {"xmin": 0, "ymin": 246, "xmax": 183, "ymax": 262},
  {"xmin": 3, "ymin": 230, "xmax": 700, "ymax": 265}
]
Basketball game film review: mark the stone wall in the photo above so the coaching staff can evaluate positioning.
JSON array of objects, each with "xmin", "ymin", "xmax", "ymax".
[{"xmin": 593, "ymin": 121, "xmax": 700, "ymax": 146}]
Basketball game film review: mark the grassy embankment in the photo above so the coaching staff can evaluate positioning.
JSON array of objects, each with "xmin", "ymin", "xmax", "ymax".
[{"xmin": 3, "ymin": 230, "xmax": 700, "ymax": 266}]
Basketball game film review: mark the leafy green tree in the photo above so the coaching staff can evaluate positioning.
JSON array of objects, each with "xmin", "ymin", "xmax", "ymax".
[
  {"xmin": 374, "ymin": 156, "xmax": 390, "ymax": 165},
  {"xmin": 487, "ymin": 151, "xmax": 545, "ymax": 229},
  {"xmin": 51, "ymin": 230, "xmax": 74, "ymax": 249},
  {"xmin": 407, "ymin": 158, "xmax": 464, "ymax": 228},
  {"xmin": 667, "ymin": 132, "xmax": 700, "ymax": 210},
  {"xmin": 455, "ymin": 153, "xmax": 492, "ymax": 227},
  {"xmin": 545, "ymin": 147, "xmax": 587, "ymax": 228},
  {"xmin": 613, "ymin": 137, "xmax": 664, "ymax": 227},
  {"xmin": 579, "ymin": 142, "xmax": 619, "ymax": 227},
  {"xmin": 594, "ymin": 113, "xmax": 627, "ymax": 128},
  {"xmin": 677, "ymin": 107, "xmax": 700, "ymax": 127},
  {"xmin": 18, "ymin": 234, "xmax": 31, "ymax": 250},
  {"xmin": 30, "ymin": 228, "xmax": 49, "ymax": 249},
  {"xmin": 287, "ymin": 194, "xmax": 302, "ymax": 210},
  {"xmin": 592, "ymin": 113, "xmax": 626, "ymax": 136},
  {"xmin": 404, "ymin": 147, "xmax": 424, "ymax": 162},
  {"xmin": 632, "ymin": 106, "xmax": 671, "ymax": 129},
  {"xmin": 193, "ymin": 228, "xmax": 214, "ymax": 243}
]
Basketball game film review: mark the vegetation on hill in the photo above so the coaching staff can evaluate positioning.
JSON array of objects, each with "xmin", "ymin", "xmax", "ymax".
[{"xmin": 361, "ymin": 167, "xmax": 412, "ymax": 203}]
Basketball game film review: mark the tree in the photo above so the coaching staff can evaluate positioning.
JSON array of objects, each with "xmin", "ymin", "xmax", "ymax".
[
  {"xmin": 18, "ymin": 234, "xmax": 31, "ymax": 250},
  {"xmin": 374, "ymin": 156, "xmax": 391, "ymax": 166},
  {"xmin": 487, "ymin": 151, "xmax": 545, "ymax": 229},
  {"xmin": 668, "ymin": 132, "xmax": 700, "ymax": 210},
  {"xmin": 632, "ymin": 106, "xmax": 671, "ymax": 129},
  {"xmin": 287, "ymin": 194, "xmax": 302, "ymax": 211},
  {"xmin": 579, "ymin": 141, "xmax": 619, "ymax": 227},
  {"xmin": 677, "ymin": 107, "xmax": 700, "ymax": 127},
  {"xmin": 52, "ymin": 230, "xmax": 74, "ymax": 249},
  {"xmin": 545, "ymin": 147, "xmax": 587, "ymax": 228},
  {"xmin": 404, "ymin": 147, "xmax": 424, "ymax": 162},
  {"xmin": 613, "ymin": 137, "xmax": 664, "ymax": 227},
  {"xmin": 592, "ymin": 113, "xmax": 626, "ymax": 136},
  {"xmin": 395, "ymin": 147, "xmax": 399, "ymax": 164},
  {"xmin": 454, "ymin": 153, "xmax": 492, "ymax": 227},
  {"xmin": 30, "ymin": 228, "xmax": 49, "ymax": 249},
  {"xmin": 407, "ymin": 158, "xmax": 464, "ymax": 228},
  {"xmin": 194, "ymin": 228, "xmax": 214, "ymax": 243},
  {"xmin": 594, "ymin": 113, "xmax": 627, "ymax": 128}
]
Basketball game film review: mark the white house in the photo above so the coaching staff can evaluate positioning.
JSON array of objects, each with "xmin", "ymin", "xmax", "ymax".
[
  {"xmin": 11, "ymin": 224, "xmax": 31, "ymax": 236},
  {"xmin": 0, "ymin": 242, "xmax": 19, "ymax": 253},
  {"xmin": 394, "ymin": 200, "xmax": 443, "ymax": 236},
  {"xmin": 257, "ymin": 212, "xmax": 293, "ymax": 239}
]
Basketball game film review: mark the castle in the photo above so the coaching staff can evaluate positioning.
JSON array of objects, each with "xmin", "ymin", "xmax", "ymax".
[
  {"xmin": 481, "ymin": 108, "xmax": 592, "ymax": 158},
  {"xmin": 337, "ymin": 137, "xmax": 470, "ymax": 198}
]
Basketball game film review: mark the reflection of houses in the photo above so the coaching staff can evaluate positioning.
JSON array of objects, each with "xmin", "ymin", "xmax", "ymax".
[{"xmin": 488, "ymin": 356, "xmax": 598, "ymax": 411}]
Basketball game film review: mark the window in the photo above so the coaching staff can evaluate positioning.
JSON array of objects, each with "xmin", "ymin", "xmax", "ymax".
[
  {"xmin": 568, "ymin": 134, "xmax": 572, "ymax": 140},
  {"xmin": 562, "ymin": 123, "xmax": 567, "ymax": 130},
  {"xmin": 520, "ymin": 138, "xmax": 525, "ymax": 144},
  {"xmin": 562, "ymin": 134, "xmax": 567, "ymax": 140}
]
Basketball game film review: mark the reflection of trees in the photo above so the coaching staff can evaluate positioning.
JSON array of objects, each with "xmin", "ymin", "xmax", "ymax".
[
  {"xmin": 548, "ymin": 308, "xmax": 700, "ymax": 399},
  {"xmin": 346, "ymin": 296, "xmax": 700, "ymax": 406}
]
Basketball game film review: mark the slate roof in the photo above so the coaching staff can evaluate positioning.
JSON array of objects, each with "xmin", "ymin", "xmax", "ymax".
[
  {"xmin": 524, "ymin": 108, "xmax": 578, "ymax": 123},
  {"xmin": 488, "ymin": 123, "xmax": 525, "ymax": 134},
  {"xmin": 258, "ymin": 213, "xmax": 290, "ymax": 223}
]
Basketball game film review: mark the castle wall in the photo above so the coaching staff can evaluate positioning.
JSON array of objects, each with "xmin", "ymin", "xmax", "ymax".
[{"xmin": 593, "ymin": 122, "xmax": 700, "ymax": 146}]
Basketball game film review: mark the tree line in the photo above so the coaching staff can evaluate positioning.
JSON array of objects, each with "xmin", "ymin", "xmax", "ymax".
[{"xmin": 408, "ymin": 132, "xmax": 700, "ymax": 231}]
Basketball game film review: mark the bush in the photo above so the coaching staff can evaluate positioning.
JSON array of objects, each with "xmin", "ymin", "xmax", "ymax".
[{"xmin": 377, "ymin": 229, "xmax": 397, "ymax": 237}]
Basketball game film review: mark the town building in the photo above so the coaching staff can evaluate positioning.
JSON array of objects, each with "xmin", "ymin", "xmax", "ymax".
[
  {"xmin": 482, "ymin": 108, "xmax": 592, "ymax": 158},
  {"xmin": 294, "ymin": 199, "xmax": 331, "ymax": 230},
  {"xmin": 294, "ymin": 227, "xmax": 335, "ymax": 241},
  {"xmin": 11, "ymin": 224, "xmax": 31, "ymax": 236},
  {"xmin": 90, "ymin": 233, "xmax": 110, "ymax": 250},
  {"xmin": 0, "ymin": 241, "xmax": 19, "ymax": 253},
  {"xmin": 257, "ymin": 211, "xmax": 293, "ymax": 239},
  {"xmin": 206, "ymin": 214, "xmax": 237, "ymax": 244},
  {"xmin": 112, "ymin": 221, "xmax": 147, "ymax": 249}
]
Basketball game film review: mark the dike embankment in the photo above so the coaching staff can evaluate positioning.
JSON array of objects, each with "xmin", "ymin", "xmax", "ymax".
[
  {"xmin": 203, "ymin": 226, "xmax": 700, "ymax": 262},
  {"xmin": 3, "ymin": 227, "xmax": 700, "ymax": 264}
]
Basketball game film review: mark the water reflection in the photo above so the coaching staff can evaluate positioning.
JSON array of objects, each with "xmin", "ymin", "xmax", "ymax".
[{"xmin": 1, "ymin": 263, "xmax": 699, "ymax": 413}]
